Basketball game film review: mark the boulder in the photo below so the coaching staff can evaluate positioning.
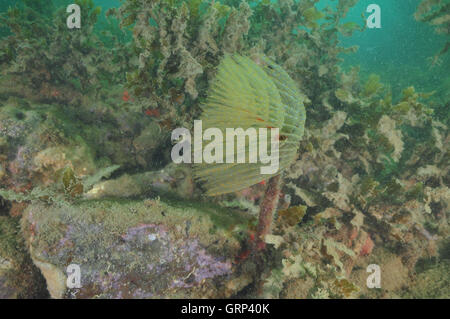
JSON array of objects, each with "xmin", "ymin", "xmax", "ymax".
[{"xmin": 21, "ymin": 197, "xmax": 253, "ymax": 298}]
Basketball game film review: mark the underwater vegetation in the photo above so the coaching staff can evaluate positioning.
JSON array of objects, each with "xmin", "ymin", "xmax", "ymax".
[
  {"xmin": 0, "ymin": 0, "xmax": 132, "ymax": 99},
  {"xmin": 415, "ymin": 0, "xmax": 450, "ymax": 64},
  {"xmin": 0, "ymin": 0, "xmax": 448, "ymax": 299}
]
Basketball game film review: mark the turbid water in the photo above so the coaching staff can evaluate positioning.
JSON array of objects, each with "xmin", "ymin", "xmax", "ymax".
[{"xmin": 0, "ymin": 0, "xmax": 448, "ymax": 300}]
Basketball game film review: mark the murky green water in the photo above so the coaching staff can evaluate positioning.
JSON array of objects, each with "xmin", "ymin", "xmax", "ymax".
[{"xmin": 0, "ymin": 0, "xmax": 448, "ymax": 299}]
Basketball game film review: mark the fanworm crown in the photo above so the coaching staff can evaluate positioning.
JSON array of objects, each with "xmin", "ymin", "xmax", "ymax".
[{"xmin": 194, "ymin": 55, "xmax": 306, "ymax": 195}]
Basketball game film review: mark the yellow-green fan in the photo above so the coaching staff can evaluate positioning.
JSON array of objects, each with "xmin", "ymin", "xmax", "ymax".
[{"xmin": 193, "ymin": 54, "xmax": 306, "ymax": 196}]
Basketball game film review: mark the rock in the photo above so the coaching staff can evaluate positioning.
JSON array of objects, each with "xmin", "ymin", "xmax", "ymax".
[
  {"xmin": 31, "ymin": 144, "xmax": 96, "ymax": 186},
  {"xmin": 0, "ymin": 100, "xmax": 169, "ymax": 192},
  {"xmin": 281, "ymin": 277, "xmax": 315, "ymax": 298},
  {"xmin": 21, "ymin": 197, "xmax": 252, "ymax": 298},
  {"xmin": 85, "ymin": 163, "xmax": 194, "ymax": 199},
  {"xmin": 0, "ymin": 163, "xmax": 4, "ymax": 181},
  {"xmin": 30, "ymin": 255, "xmax": 66, "ymax": 299},
  {"xmin": 350, "ymin": 248, "xmax": 410, "ymax": 297},
  {"xmin": 133, "ymin": 122, "xmax": 169, "ymax": 168},
  {"xmin": 0, "ymin": 216, "xmax": 49, "ymax": 299},
  {"xmin": 0, "ymin": 255, "xmax": 17, "ymax": 299}
]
